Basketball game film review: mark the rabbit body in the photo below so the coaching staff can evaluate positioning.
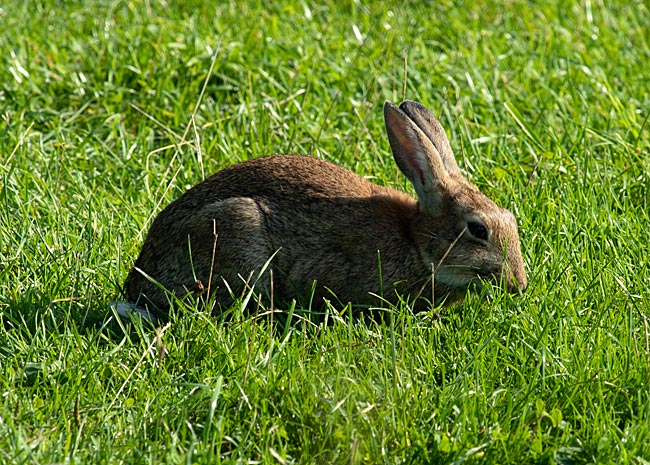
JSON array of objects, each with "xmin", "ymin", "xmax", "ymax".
[{"xmin": 125, "ymin": 101, "xmax": 527, "ymax": 315}]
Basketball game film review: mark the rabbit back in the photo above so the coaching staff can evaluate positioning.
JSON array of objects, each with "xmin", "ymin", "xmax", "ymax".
[{"xmin": 125, "ymin": 155, "xmax": 429, "ymax": 313}]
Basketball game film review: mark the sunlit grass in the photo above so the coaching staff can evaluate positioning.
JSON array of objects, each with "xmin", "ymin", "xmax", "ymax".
[{"xmin": 1, "ymin": 0, "xmax": 649, "ymax": 463}]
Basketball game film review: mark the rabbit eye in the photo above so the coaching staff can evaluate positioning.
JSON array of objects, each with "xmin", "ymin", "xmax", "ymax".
[{"xmin": 467, "ymin": 221, "xmax": 489, "ymax": 241}]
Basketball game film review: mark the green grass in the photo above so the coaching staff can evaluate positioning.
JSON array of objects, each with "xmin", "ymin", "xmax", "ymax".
[{"xmin": 1, "ymin": 0, "xmax": 649, "ymax": 463}]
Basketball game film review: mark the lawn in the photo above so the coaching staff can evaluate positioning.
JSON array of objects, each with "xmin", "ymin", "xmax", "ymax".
[{"xmin": 1, "ymin": 0, "xmax": 649, "ymax": 463}]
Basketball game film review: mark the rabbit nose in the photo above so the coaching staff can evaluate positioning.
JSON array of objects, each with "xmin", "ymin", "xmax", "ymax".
[
  {"xmin": 511, "ymin": 274, "xmax": 527, "ymax": 293},
  {"xmin": 504, "ymin": 261, "xmax": 527, "ymax": 294},
  {"xmin": 508, "ymin": 268, "xmax": 527, "ymax": 293}
]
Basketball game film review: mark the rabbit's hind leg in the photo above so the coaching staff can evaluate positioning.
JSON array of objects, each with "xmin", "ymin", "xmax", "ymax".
[{"xmin": 198, "ymin": 197, "xmax": 277, "ymax": 310}]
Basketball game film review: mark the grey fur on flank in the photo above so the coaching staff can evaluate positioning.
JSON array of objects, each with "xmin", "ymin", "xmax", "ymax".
[{"xmin": 124, "ymin": 100, "xmax": 527, "ymax": 317}]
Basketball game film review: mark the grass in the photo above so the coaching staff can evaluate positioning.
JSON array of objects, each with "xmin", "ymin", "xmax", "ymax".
[{"xmin": 1, "ymin": 0, "xmax": 649, "ymax": 463}]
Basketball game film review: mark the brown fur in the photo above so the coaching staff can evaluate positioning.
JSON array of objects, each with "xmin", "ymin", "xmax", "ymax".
[{"xmin": 125, "ymin": 101, "xmax": 527, "ymax": 316}]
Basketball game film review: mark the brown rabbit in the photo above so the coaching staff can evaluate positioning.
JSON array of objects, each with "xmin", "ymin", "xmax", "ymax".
[{"xmin": 124, "ymin": 100, "xmax": 527, "ymax": 316}]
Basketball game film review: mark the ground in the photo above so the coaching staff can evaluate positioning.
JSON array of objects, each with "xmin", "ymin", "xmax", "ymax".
[{"xmin": 1, "ymin": 1, "xmax": 649, "ymax": 463}]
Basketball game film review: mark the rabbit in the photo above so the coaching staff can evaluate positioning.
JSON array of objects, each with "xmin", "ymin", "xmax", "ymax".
[{"xmin": 124, "ymin": 100, "xmax": 527, "ymax": 317}]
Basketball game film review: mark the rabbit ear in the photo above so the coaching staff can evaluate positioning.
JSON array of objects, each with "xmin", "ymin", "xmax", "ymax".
[
  {"xmin": 384, "ymin": 100, "xmax": 453, "ymax": 212},
  {"xmin": 398, "ymin": 101, "xmax": 460, "ymax": 176}
]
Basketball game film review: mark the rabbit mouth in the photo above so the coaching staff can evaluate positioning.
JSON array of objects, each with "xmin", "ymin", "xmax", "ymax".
[
  {"xmin": 434, "ymin": 265, "xmax": 484, "ymax": 286},
  {"xmin": 434, "ymin": 264, "xmax": 521, "ymax": 301}
]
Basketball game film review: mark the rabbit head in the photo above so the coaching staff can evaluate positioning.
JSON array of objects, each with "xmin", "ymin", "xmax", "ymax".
[{"xmin": 384, "ymin": 100, "xmax": 527, "ymax": 302}]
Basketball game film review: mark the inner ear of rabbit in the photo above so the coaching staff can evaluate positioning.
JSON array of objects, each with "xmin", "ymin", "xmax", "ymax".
[
  {"xmin": 397, "ymin": 100, "xmax": 460, "ymax": 177},
  {"xmin": 383, "ymin": 100, "xmax": 453, "ymax": 213}
]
